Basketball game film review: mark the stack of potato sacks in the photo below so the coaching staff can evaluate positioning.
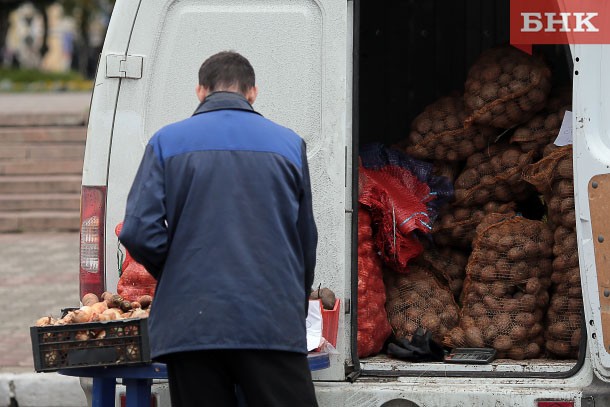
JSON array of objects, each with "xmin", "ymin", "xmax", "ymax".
[
  {"xmin": 522, "ymin": 146, "xmax": 582, "ymax": 358},
  {"xmin": 381, "ymin": 44, "xmax": 583, "ymax": 360}
]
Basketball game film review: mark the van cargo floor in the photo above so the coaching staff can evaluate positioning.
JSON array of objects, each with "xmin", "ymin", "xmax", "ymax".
[{"xmin": 360, "ymin": 355, "xmax": 577, "ymax": 375}]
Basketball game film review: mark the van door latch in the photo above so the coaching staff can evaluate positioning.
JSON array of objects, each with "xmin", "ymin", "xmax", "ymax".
[{"xmin": 106, "ymin": 54, "xmax": 143, "ymax": 79}]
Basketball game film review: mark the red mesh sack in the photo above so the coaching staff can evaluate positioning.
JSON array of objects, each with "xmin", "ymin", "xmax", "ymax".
[
  {"xmin": 433, "ymin": 201, "xmax": 516, "ymax": 249},
  {"xmin": 545, "ymin": 226, "xmax": 582, "ymax": 358},
  {"xmin": 510, "ymin": 87, "xmax": 572, "ymax": 157},
  {"xmin": 115, "ymin": 222, "xmax": 157, "ymax": 302},
  {"xmin": 454, "ymin": 143, "xmax": 535, "ymax": 207},
  {"xmin": 523, "ymin": 146, "xmax": 575, "ymax": 228},
  {"xmin": 464, "ymin": 46, "xmax": 552, "ymax": 129},
  {"xmin": 385, "ymin": 266, "xmax": 459, "ymax": 344},
  {"xmin": 357, "ymin": 208, "xmax": 392, "ymax": 357},
  {"xmin": 444, "ymin": 215, "xmax": 554, "ymax": 360},
  {"xmin": 359, "ymin": 163, "xmax": 432, "ymax": 271},
  {"xmin": 404, "ymin": 95, "xmax": 497, "ymax": 161}
]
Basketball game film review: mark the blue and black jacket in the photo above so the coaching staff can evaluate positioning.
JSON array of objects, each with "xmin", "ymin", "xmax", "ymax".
[{"xmin": 119, "ymin": 92, "xmax": 318, "ymax": 359}]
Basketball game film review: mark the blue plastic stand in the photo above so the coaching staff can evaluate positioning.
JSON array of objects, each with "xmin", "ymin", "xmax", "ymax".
[{"xmin": 59, "ymin": 352, "xmax": 329, "ymax": 407}]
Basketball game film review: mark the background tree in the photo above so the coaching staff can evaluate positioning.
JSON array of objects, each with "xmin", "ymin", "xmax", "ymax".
[
  {"xmin": 0, "ymin": 0, "xmax": 23, "ymax": 65},
  {"xmin": 62, "ymin": 0, "xmax": 115, "ymax": 78}
]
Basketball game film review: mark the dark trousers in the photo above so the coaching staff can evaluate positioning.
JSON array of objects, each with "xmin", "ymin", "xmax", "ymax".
[{"xmin": 165, "ymin": 349, "xmax": 319, "ymax": 407}]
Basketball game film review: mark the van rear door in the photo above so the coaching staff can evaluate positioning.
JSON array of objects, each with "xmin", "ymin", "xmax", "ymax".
[
  {"xmin": 80, "ymin": 1, "xmax": 141, "ymax": 298},
  {"xmin": 573, "ymin": 43, "xmax": 610, "ymax": 381},
  {"xmin": 104, "ymin": 0, "xmax": 350, "ymax": 381}
]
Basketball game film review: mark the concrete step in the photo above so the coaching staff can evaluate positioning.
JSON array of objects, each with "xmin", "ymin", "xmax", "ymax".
[
  {"xmin": 0, "ymin": 143, "xmax": 85, "ymax": 161},
  {"xmin": 0, "ymin": 127, "xmax": 86, "ymax": 143},
  {"xmin": 0, "ymin": 194, "xmax": 80, "ymax": 211},
  {"xmin": 0, "ymin": 92, "xmax": 91, "ymax": 127},
  {"xmin": 0, "ymin": 175, "xmax": 81, "ymax": 194},
  {"xmin": 0, "ymin": 159, "xmax": 83, "ymax": 175},
  {"xmin": 0, "ymin": 211, "xmax": 80, "ymax": 232}
]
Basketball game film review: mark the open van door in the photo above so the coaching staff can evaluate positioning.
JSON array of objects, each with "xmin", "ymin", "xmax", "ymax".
[
  {"xmin": 103, "ymin": 0, "xmax": 351, "ymax": 381},
  {"xmin": 573, "ymin": 44, "xmax": 610, "ymax": 381}
]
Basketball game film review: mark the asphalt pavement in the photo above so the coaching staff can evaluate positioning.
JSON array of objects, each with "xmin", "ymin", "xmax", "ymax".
[
  {"xmin": 0, "ymin": 232, "xmax": 88, "ymax": 406},
  {"xmin": 0, "ymin": 92, "xmax": 92, "ymax": 406}
]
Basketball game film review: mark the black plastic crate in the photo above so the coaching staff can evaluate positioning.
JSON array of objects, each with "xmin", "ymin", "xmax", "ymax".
[{"xmin": 31, "ymin": 318, "xmax": 151, "ymax": 372}]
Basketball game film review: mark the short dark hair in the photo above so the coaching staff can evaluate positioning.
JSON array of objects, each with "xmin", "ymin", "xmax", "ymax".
[{"xmin": 198, "ymin": 51, "xmax": 255, "ymax": 95}]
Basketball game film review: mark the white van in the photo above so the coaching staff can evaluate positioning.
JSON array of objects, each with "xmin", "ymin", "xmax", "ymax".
[{"xmin": 79, "ymin": 0, "xmax": 610, "ymax": 405}]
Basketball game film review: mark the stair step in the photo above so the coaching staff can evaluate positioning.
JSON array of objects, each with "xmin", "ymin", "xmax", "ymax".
[
  {"xmin": 0, "ymin": 143, "xmax": 85, "ymax": 161},
  {"xmin": 0, "ymin": 211, "xmax": 80, "ymax": 232},
  {"xmin": 0, "ymin": 194, "xmax": 81, "ymax": 211},
  {"xmin": 0, "ymin": 175, "xmax": 81, "ymax": 194},
  {"xmin": 0, "ymin": 93, "xmax": 90, "ymax": 127},
  {"xmin": 0, "ymin": 127, "xmax": 86, "ymax": 143},
  {"xmin": 0, "ymin": 160, "xmax": 83, "ymax": 175}
]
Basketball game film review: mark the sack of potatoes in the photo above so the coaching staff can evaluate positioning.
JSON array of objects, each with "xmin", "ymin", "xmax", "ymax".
[
  {"xmin": 464, "ymin": 46, "xmax": 552, "ymax": 129},
  {"xmin": 510, "ymin": 87, "xmax": 572, "ymax": 157},
  {"xmin": 453, "ymin": 144, "xmax": 535, "ymax": 206},
  {"xmin": 405, "ymin": 95, "xmax": 498, "ymax": 161},
  {"xmin": 385, "ymin": 267, "xmax": 460, "ymax": 345},
  {"xmin": 444, "ymin": 215, "xmax": 554, "ymax": 360}
]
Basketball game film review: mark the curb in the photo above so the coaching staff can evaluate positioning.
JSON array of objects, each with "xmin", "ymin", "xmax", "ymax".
[{"xmin": 0, "ymin": 373, "xmax": 87, "ymax": 407}]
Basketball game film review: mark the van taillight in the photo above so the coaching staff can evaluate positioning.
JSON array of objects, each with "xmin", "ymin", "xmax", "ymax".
[
  {"xmin": 537, "ymin": 402, "xmax": 574, "ymax": 407},
  {"xmin": 79, "ymin": 186, "xmax": 106, "ymax": 299}
]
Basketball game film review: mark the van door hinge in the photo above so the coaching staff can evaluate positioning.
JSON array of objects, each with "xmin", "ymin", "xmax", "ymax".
[{"xmin": 106, "ymin": 54, "xmax": 143, "ymax": 79}]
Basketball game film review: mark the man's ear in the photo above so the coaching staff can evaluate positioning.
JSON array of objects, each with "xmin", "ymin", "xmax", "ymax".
[
  {"xmin": 196, "ymin": 84, "xmax": 208, "ymax": 102},
  {"xmin": 246, "ymin": 86, "xmax": 258, "ymax": 105}
]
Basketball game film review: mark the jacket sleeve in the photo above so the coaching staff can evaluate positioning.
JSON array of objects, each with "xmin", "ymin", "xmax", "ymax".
[
  {"xmin": 118, "ymin": 141, "xmax": 168, "ymax": 280},
  {"xmin": 297, "ymin": 141, "xmax": 318, "ymax": 311}
]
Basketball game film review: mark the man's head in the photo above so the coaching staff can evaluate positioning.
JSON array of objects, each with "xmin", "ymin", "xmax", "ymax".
[{"xmin": 196, "ymin": 51, "xmax": 258, "ymax": 104}]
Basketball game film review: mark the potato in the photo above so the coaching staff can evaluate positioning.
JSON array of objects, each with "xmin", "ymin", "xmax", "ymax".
[
  {"xmin": 493, "ymin": 335, "xmax": 513, "ymax": 351},
  {"xmin": 465, "ymin": 326, "xmax": 485, "ymax": 347}
]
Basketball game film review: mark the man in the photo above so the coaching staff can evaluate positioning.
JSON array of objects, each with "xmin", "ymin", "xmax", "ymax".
[{"xmin": 119, "ymin": 51, "xmax": 319, "ymax": 407}]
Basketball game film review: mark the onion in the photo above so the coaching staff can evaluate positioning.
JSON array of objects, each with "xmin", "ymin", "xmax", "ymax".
[
  {"xmin": 81, "ymin": 293, "xmax": 99, "ymax": 307},
  {"xmin": 72, "ymin": 306, "xmax": 93, "ymax": 323}
]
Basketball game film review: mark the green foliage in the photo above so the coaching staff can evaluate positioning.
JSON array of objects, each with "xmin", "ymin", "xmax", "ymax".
[{"xmin": 0, "ymin": 67, "xmax": 93, "ymax": 92}]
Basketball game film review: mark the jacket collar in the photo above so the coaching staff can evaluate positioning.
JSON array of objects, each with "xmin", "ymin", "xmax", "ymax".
[{"xmin": 192, "ymin": 91, "xmax": 261, "ymax": 116}]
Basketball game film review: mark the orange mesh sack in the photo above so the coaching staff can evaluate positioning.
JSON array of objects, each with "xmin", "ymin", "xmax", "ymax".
[
  {"xmin": 115, "ymin": 222, "xmax": 157, "ymax": 302},
  {"xmin": 385, "ymin": 266, "xmax": 459, "ymax": 344},
  {"xmin": 454, "ymin": 144, "xmax": 535, "ymax": 207},
  {"xmin": 546, "ymin": 226, "xmax": 582, "ymax": 358},
  {"xmin": 357, "ymin": 208, "xmax": 392, "ymax": 358},
  {"xmin": 523, "ymin": 146, "xmax": 575, "ymax": 228},
  {"xmin": 433, "ymin": 201, "xmax": 516, "ymax": 249},
  {"xmin": 510, "ymin": 88, "xmax": 572, "ymax": 157},
  {"xmin": 444, "ymin": 215, "xmax": 553, "ymax": 360},
  {"xmin": 415, "ymin": 246, "xmax": 469, "ymax": 299},
  {"xmin": 359, "ymin": 164, "xmax": 432, "ymax": 271},
  {"xmin": 404, "ymin": 95, "xmax": 497, "ymax": 161},
  {"xmin": 464, "ymin": 46, "xmax": 552, "ymax": 129}
]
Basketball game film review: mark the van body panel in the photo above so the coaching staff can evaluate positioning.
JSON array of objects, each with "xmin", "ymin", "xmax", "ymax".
[
  {"xmin": 316, "ymin": 357, "xmax": 592, "ymax": 406},
  {"xmin": 573, "ymin": 44, "xmax": 610, "ymax": 382},
  {"xmin": 103, "ymin": 0, "xmax": 350, "ymax": 380},
  {"xmin": 82, "ymin": 1, "xmax": 141, "ymax": 186}
]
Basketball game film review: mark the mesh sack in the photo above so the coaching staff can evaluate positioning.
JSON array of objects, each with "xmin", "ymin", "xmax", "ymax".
[
  {"xmin": 546, "ymin": 226, "xmax": 582, "ymax": 358},
  {"xmin": 523, "ymin": 145, "xmax": 575, "ymax": 228},
  {"xmin": 454, "ymin": 143, "xmax": 535, "ymax": 207},
  {"xmin": 444, "ymin": 216, "xmax": 554, "ymax": 359},
  {"xmin": 464, "ymin": 46, "xmax": 552, "ymax": 129},
  {"xmin": 404, "ymin": 95, "xmax": 498, "ymax": 161},
  {"xmin": 357, "ymin": 208, "xmax": 392, "ymax": 357},
  {"xmin": 359, "ymin": 143, "xmax": 454, "ymax": 224},
  {"xmin": 359, "ymin": 163, "xmax": 433, "ymax": 271},
  {"xmin": 510, "ymin": 88, "xmax": 572, "ymax": 157},
  {"xmin": 415, "ymin": 246, "xmax": 469, "ymax": 299},
  {"xmin": 115, "ymin": 222, "xmax": 156, "ymax": 301},
  {"xmin": 385, "ymin": 266, "xmax": 459, "ymax": 344},
  {"xmin": 433, "ymin": 201, "xmax": 516, "ymax": 249}
]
